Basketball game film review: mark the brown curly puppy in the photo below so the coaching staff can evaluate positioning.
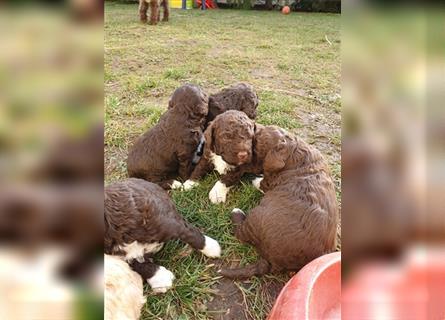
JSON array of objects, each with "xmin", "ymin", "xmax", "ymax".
[
  {"xmin": 221, "ymin": 135, "xmax": 339, "ymax": 279},
  {"xmin": 188, "ymin": 84, "xmax": 257, "ymax": 164},
  {"xmin": 182, "ymin": 111, "xmax": 262, "ymax": 200},
  {"xmin": 207, "ymin": 83, "xmax": 258, "ymax": 124},
  {"xmin": 180, "ymin": 111, "xmax": 255, "ymax": 195},
  {"xmin": 139, "ymin": 0, "xmax": 169, "ymax": 25},
  {"xmin": 127, "ymin": 84, "xmax": 208, "ymax": 189}
]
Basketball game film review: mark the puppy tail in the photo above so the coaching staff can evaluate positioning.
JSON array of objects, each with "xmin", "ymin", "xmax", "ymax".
[{"xmin": 219, "ymin": 258, "xmax": 271, "ymax": 279}]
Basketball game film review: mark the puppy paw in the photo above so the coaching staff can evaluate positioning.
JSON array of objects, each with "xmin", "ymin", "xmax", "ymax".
[
  {"xmin": 200, "ymin": 235, "xmax": 221, "ymax": 258},
  {"xmin": 135, "ymin": 255, "xmax": 145, "ymax": 263},
  {"xmin": 183, "ymin": 179, "xmax": 199, "ymax": 191},
  {"xmin": 209, "ymin": 181, "xmax": 230, "ymax": 204},
  {"xmin": 147, "ymin": 266, "xmax": 175, "ymax": 294},
  {"xmin": 170, "ymin": 180, "xmax": 183, "ymax": 190},
  {"xmin": 252, "ymin": 176, "xmax": 264, "ymax": 193},
  {"xmin": 231, "ymin": 208, "xmax": 246, "ymax": 224}
]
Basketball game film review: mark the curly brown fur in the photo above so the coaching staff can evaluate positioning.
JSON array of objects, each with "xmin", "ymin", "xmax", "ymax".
[
  {"xmin": 127, "ymin": 84, "xmax": 208, "ymax": 189},
  {"xmin": 104, "ymin": 178, "xmax": 208, "ymax": 257},
  {"xmin": 206, "ymin": 83, "xmax": 258, "ymax": 125},
  {"xmin": 220, "ymin": 137, "xmax": 339, "ymax": 279},
  {"xmin": 189, "ymin": 111, "xmax": 255, "ymax": 181},
  {"xmin": 139, "ymin": 0, "xmax": 169, "ymax": 24},
  {"xmin": 186, "ymin": 112, "xmax": 289, "ymax": 202},
  {"xmin": 219, "ymin": 123, "xmax": 291, "ymax": 187},
  {"xmin": 105, "ymin": 178, "xmax": 221, "ymax": 284}
]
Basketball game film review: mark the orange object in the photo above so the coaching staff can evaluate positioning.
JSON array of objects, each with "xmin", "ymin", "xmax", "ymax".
[
  {"xmin": 282, "ymin": 6, "xmax": 290, "ymax": 14},
  {"xmin": 268, "ymin": 252, "xmax": 341, "ymax": 320}
]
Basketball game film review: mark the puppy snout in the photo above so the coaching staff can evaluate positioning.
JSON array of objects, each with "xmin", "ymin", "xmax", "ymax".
[{"xmin": 237, "ymin": 151, "xmax": 249, "ymax": 162}]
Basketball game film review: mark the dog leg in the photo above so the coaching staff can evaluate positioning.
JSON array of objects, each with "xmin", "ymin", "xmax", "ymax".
[
  {"xmin": 139, "ymin": 0, "xmax": 149, "ymax": 23},
  {"xmin": 157, "ymin": 179, "xmax": 178, "ymax": 190},
  {"xmin": 209, "ymin": 180, "xmax": 231, "ymax": 204},
  {"xmin": 130, "ymin": 259, "xmax": 175, "ymax": 294},
  {"xmin": 231, "ymin": 208, "xmax": 253, "ymax": 244},
  {"xmin": 162, "ymin": 0, "xmax": 169, "ymax": 22},
  {"xmin": 169, "ymin": 180, "xmax": 183, "ymax": 190},
  {"xmin": 251, "ymin": 176, "xmax": 264, "ymax": 193},
  {"xmin": 231, "ymin": 208, "xmax": 246, "ymax": 225},
  {"xmin": 188, "ymin": 156, "xmax": 214, "ymax": 183},
  {"xmin": 149, "ymin": 0, "xmax": 158, "ymax": 25},
  {"xmin": 176, "ymin": 220, "xmax": 221, "ymax": 258}
]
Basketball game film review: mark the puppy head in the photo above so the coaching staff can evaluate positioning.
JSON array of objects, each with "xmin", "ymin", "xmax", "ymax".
[
  {"xmin": 206, "ymin": 83, "xmax": 258, "ymax": 123},
  {"xmin": 168, "ymin": 84, "xmax": 209, "ymax": 125},
  {"xmin": 236, "ymin": 83, "xmax": 258, "ymax": 120},
  {"xmin": 263, "ymin": 139, "xmax": 291, "ymax": 173},
  {"xmin": 206, "ymin": 110, "xmax": 255, "ymax": 166}
]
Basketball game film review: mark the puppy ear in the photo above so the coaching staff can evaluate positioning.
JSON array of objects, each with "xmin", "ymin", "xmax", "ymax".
[{"xmin": 263, "ymin": 140, "xmax": 289, "ymax": 173}]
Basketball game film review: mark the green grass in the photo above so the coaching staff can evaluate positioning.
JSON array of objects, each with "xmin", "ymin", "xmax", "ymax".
[{"xmin": 105, "ymin": 4, "xmax": 340, "ymax": 319}]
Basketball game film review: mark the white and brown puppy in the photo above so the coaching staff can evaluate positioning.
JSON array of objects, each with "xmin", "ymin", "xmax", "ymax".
[
  {"xmin": 180, "ymin": 111, "xmax": 255, "ymax": 203},
  {"xmin": 190, "ymin": 83, "xmax": 258, "ymax": 166},
  {"xmin": 182, "ymin": 111, "xmax": 299, "ymax": 204},
  {"xmin": 104, "ymin": 178, "xmax": 221, "ymax": 293},
  {"xmin": 105, "ymin": 254, "xmax": 145, "ymax": 320}
]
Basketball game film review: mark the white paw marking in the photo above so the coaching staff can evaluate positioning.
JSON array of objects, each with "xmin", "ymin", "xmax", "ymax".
[
  {"xmin": 200, "ymin": 235, "xmax": 221, "ymax": 258},
  {"xmin": 209, "ymin": 181, "xmax": 231, "ymax": 204},
  {"xmin": 210, "ymin": 152, "xmax": 235, "ymax": 175},
  {"xmin": 119, "ymin": 241, "xmax": 164, "ymax": 262},
  {"xmin": 232, "ymin": 208, "xmax": 245, "ymax": 214},
  {"xmin": 170, "ymin": 180, "xmax": 183, "ymax": 190},
  {"xmin": 147, "ymin": 266, "xmax": 175, "ymax": 294},
  {"xmin": 252, "ymin": 177, "xmax": 264, "ymax": 192},
  {"xmin": 183, "ymin": 179, "xmax": 199, "ymax": 191}
]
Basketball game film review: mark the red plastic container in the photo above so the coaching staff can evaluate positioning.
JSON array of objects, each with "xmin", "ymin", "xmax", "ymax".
[
  {"xmin": 342, "ymin": 247, "xmax": 445, "ymax": 320},
  {"xmin": 268, "ymin": 252, "xmax": 341, "ymax": 320}
]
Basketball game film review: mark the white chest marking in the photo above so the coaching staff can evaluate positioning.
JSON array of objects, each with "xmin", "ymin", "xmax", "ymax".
[
  {"xmin": 210, "ymin": 152, "xmax": 235, "ymax": 175},
  {"xmin": 119, "ymin": 241, "xmax": 164, "ymax": 262}
]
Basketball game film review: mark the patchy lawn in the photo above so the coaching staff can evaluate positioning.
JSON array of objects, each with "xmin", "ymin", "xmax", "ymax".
[{"xmin": 105, "ymin": 3, "xmax": 340, "ymax": 320}]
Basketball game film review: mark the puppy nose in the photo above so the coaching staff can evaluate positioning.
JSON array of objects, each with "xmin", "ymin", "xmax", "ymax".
[{"xmin": 237, "ymin": 151, "xmax": 248, "ymax": 161}]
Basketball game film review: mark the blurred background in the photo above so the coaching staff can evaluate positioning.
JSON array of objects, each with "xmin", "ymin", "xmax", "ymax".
[
  {"xmin": 0, "ymin": 0, "xmax": 103, "ymax": 319},
  {"xmin": 342, "ymin": 0, "xmax": 445, "ymax": 319}
]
